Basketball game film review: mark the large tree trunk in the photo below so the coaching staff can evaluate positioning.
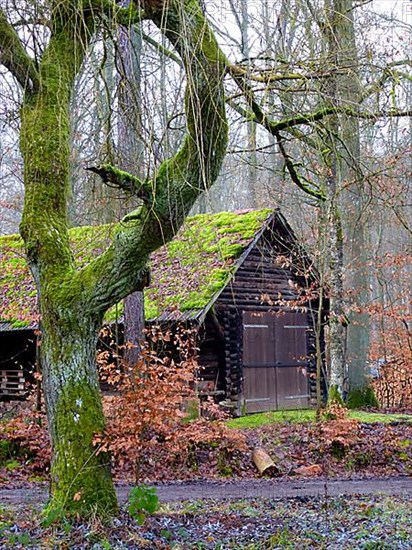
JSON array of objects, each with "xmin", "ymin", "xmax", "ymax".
[
  {"xmin": 124, "ymin": 291, "xmax": 145, "ymax": 365},
  {"xmin": 327, "ymin": 196, "xmax": 346, "ymax": 396},
  {"xmin": 40, "ymin": 313, "xmax": 117, "ymax": 514},
  {"xmin": 18, "ymin": 12, "xmax": 118, "ymax": 514},
  {"xmin": 239, "ymin": 0, "xmax": 258, "ymax": 207},
  {"xmin": 117, "ymin": 5, "xmax": 146, "ymax": 363},
  {"xmin": 335, "ymin": 0, "xmax": 370, "ymax": 392},
  {"xmin": 326, "ymin": 0, "xmax": 369, "ymax": 395},
  {"xmin": 318, "ymin": 0, "xmax": 347, "ymax": 399},
  {"xmin": 16, "ymin": 0, "xmax": 227, "ymax": 518}
]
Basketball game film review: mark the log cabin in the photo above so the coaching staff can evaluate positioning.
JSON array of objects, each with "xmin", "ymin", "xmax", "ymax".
[{"xmin": 0, "ymin": 209, "xmax": 327, "ymax": 413}]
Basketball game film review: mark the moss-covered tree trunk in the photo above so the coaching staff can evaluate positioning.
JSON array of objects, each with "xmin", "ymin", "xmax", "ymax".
[
  {"xmin": 18, "ymin": 5, "xmax": 118, "ymax": 516},
  {"xmin": 39, "ymin": 314, "xmax": 118, "ymax": 515},
  {"xmin": 1, "ymin": 0, "xmax": 228, "ymax": 517}
]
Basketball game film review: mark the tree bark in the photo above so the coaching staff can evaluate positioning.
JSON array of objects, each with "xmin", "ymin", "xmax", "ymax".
[
  {"xmin": 324, "ymin": 0, "xmax": 369, "ymax": 395},
  {"xmin": 124, "ymin": 291, "xmax": 145, "ymax": 365},
  {"xmin": 327, "ymin": 195, "xmax": 346, "ymax": 396},
  {"xmin": 17, "ymin": 7, "xmax": 118, "ymax": 515},
  {"xmin": 10, "ymin": 0, "xmax": 228, "ymax": 517},
  {"xmin": 319, "ymin": 0, "xmax": 347, "ymax": 399},
  {"xmin": 335, "ymin": 0, "xmax": 370, "ymax": 392},
  {"xmin": 40, "ymin": 315, "xmax": 117, "ymax": 515},
  {"xmin": 117, "ymin": 2, "xmax": 146, "ymax": 364}
]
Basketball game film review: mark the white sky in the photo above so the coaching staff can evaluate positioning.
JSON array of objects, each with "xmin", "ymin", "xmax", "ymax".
[{"xmin": 373, "ymin": 0, "xmax": 411, "ymax": 21}]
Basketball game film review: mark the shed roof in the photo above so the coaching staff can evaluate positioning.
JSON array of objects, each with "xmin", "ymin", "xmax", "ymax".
[{"xmin": 0, "ymin": 209, "xmax": 291, "ymax": 330}]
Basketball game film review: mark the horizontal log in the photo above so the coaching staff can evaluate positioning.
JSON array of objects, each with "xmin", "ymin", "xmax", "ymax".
[
  {"xmin": 221, "ymin": 286, "xmax": 298, "ymax": 296},
  {"xmin": 220, "ymin": 289, "xmax": 298, "ymax": 298},
  {"xmin": 199, "ymin": 353, "xmax": 219, "ymax": 361},
  {"xmin": 241, "ymin": 259, "xmax": 288, "ymax": 270},
  {"xmin": 218, "ymin": 299, "xmax": 296, "ymax": 309},
  {"xmin": 223, "ymin": 278, "xmax": 298, "ymax": 289}
]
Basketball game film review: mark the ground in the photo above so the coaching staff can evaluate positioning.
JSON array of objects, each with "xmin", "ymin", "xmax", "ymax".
[
  {"xmin": 1, "ymin": 480, "xmax": 412, "ymax": 548},
  {"xmin": 1, "ymin": 407, "xmax": 412, "ymax": 547}
]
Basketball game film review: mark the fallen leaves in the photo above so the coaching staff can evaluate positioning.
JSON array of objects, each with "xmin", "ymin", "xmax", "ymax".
[{"xmin": 294, "ymin": 464, "xmax": 323, "ymax": 476}]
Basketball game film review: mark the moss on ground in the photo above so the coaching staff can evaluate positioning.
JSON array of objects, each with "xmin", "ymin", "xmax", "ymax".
[{"xmin": 226, "ymin": 409, "xmax": 412, "ymax": 429}]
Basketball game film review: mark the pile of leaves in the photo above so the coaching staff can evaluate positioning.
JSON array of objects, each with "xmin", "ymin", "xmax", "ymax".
[
  {"xmin": 1, "ymin": 324, "xmax": 412, "ymax": 484},
  {"xmin": 1, "ymin": 400, "xmax": 412, "ymax": 485},
  {"xmin": 0, "ymin": 405, "xmax": 248, "ymax": 485},
  {"xmin": 0, "ymin": 325, "xmax": 248, "ymax": 483},
  {"xmin": 98, "ymin": 325, "xmax": 247, "ymax": 481},
  {"xmin": 0, "ymin": 402, "xmax": 50, "ymax": 482}
]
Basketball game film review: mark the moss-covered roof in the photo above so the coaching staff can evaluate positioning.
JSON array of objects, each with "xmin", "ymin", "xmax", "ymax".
[{"xmin": 0, "ymin": 209, "xmax": 273, "ymax": 328}]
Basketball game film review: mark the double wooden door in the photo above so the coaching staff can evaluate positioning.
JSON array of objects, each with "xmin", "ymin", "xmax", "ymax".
[{"xmin": 242, "ymin": 311, "xmax": 310, "ymax": 413}]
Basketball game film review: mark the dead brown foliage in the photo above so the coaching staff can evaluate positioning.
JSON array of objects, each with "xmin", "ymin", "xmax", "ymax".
[{"xmin": 97, "ymin": 325, "xmax": 247, "ymax": 480}]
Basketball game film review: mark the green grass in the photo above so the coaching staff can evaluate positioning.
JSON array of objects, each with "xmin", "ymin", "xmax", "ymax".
[{"xmin": 226, "ymin": 409, "xmax": 412, "ymax": 429}]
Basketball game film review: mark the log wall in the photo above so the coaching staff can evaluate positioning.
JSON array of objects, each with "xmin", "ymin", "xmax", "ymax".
[{"xmin": 200, "ymin": 225, "xmax": 323, "ymax": 408}]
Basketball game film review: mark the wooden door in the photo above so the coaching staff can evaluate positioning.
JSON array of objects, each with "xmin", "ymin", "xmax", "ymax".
[
  {"xmin": 275, "ymin": 312, "xmax": 311, "ymax": 409},
  {"xmin": 242, "ymin": 311, "xmax": 310, "ymax": 413},
  {"xmin": 242, "ymin": 311, "xmax": 277, "ymax": 413}
]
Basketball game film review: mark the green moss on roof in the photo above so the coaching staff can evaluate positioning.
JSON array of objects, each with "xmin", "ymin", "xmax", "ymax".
[
  {"xmin": 0, "ymin": 209, "xmax": 272, "ymax": 326},
  {"xmin": 144, "ymin": 209, "xmax": 272, "ymax": 319},
  {"xmin": 0, "ymin": 224, "xmax": 114, "ymax": 328},
  {"xmin": 0, "ymin": 233, "xmax": 36, "ymax": 328}
]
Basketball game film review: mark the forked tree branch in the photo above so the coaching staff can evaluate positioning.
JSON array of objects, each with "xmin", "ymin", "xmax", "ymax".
[
  {"xmin": 230, "ymin": 69, "xmax": 326, "ymax": 201},
  {"xmin": 229, "ymin": 95, "xmax": 412, "ymax": 132},
  {"xmin": 88, "ymin": 0, "xmax": 147, "ymax": 26},
  {"xmin": 71, "ymin": 0, "xmax": 228, "ymax": 315}
]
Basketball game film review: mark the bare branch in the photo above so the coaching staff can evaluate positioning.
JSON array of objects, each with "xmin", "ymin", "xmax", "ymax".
[
  {"xmin": 230, "ymin": 63, "xmax": 348, "ymax": 83},
  {"xmin": 274, "ymin": 106, "xmax": 412, "ymax": 129},
  {"xmin": 141, "ymin": 31, "xmax": 182, "ymax": 66},
  {"xmin": 229, "ymin": 70, "xmax": 326, "ymax": 201},
  {"xmin": 392, "ymin": 207, "xmax": 412, "ymax": 237},
  {"xmin": 229, "ymin": 94, "xmax": 411, "ymax": 131}
]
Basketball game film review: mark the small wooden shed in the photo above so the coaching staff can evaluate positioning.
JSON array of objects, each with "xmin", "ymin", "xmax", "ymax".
[
  {"xmin": 142, "ymin": 209, "xmax": 325, "ymax": 413},
  {"xmin": 0, "ymin": 209, "xmax": 326, "ymax": 411}
]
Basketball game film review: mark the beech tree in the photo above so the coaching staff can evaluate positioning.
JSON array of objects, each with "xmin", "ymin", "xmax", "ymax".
[{"xmin": 0, "ymin": 0, "xmax": 227, "ymax": 516}]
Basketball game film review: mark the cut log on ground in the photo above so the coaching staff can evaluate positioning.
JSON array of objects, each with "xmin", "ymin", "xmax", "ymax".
[{"xmin": 252, "ymin": 447, "xmax": 279, "ymax": 476}]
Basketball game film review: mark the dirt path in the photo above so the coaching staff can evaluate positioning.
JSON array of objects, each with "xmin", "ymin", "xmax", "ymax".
[{"xmin": 2, "ymin": 476, "xmax": 412, "ymax": 506}]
